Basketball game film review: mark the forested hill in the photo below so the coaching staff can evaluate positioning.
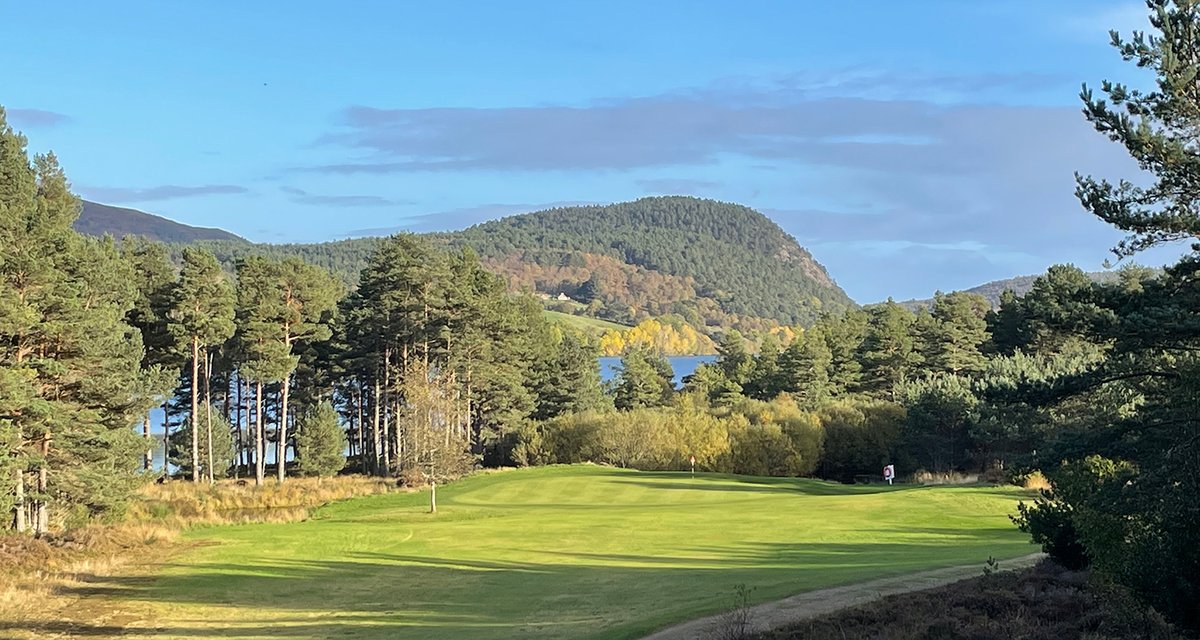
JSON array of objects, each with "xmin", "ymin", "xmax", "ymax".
[
  {"xmin": 76, "ymin": 201, "xmax": 246, "ymax": 243},
  {"xmin": 89, "ymin": 196, "xmax": 851, "ymax": 330},
  {"xmin": 446, "ymin": 197, "xmax": 853, "ymax": 327}
]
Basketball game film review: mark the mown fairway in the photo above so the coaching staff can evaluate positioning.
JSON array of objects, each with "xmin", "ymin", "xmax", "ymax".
[{"xmin": 93, "ymin": 466, "xmax": 1034, "ymax": 639}]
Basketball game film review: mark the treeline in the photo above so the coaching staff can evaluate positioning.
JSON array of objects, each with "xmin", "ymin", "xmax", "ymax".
[
  {"xmin": 0, "ymin": 108, "xmax": 613, "ymax": 533},
  {"xmin": 520, "ymin": 276, "xmax": 1122, "ymax": 482}
]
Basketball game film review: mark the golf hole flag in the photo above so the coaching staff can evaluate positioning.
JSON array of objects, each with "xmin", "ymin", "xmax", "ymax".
[{"xmin": 883, "ymin": 464, "xmax": 895, "ymax": 484}]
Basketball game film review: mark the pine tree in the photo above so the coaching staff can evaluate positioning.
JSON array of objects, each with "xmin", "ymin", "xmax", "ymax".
[
  {"xmin": 611, "ymin": 346, "xmax": 674, "ymax": 410},
  {"xmin": 1011, "ymin": 3, "xmax": 1200, "ymax": 626},
  {"xmin": 234, "ymin": 256, "xmax": 293, "ymax": 486},
  {"xmin": 857, "ymin": 301, "xmax": 920, "ymax": 398},
  {"xmin": 715, "ymin": 330, "xmax": 754, "ymax": 387},
  {"xmin": 777, "ymin": 329, "xmax": 832, "ymax": 408},
  {"xmin": 295, "ymin": 402, "xmax": 345, "ymax": 478},
  {"xmin": 0, "ymin": 109, "xmax": 155, "ymax": 532},
  {"xmin": 921, "ymin": 292, "xmax": 990, "ymax": 376},
  {"xmin": 822, "ymin": 309, "xmax": 867, "ymax": 395},
  {"xmin": 168, "ymin": 405, "xmax": 235, "ymax": 480},
  {"xmin": 271, "ymin": 258, "xmax": 340, "ymax": 481},
  {"xmin": 169, "ymin": 248, "xmax": 235, "ymax": 482},
  {"xmin": 530, "ymin": 327, "xmax": 609, "ymax": 420},
  {"xmin": 122, "ymin": 238, "xmax": 181, "ymax": 474},
  {"xmin": 743, "ymin": 333, "xmax": 782, "ymax": 399}
]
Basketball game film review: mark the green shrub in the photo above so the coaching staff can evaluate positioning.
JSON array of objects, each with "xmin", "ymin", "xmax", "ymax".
[{"xmin": 1013, "ymin": 494, "xmax": 1089, "ymax": 570}]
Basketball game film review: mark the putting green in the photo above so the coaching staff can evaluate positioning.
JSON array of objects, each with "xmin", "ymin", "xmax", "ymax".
[{"xmin": 104, "ymin": 466, "xmax": 1036, "ymax": 639}]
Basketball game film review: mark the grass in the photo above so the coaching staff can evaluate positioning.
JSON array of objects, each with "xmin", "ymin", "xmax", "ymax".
[
  {"xmin": 0, "ymin": 476, "xmax": 401, "ymax": 637},
  {"xmin": 544, "ymin": 309, "xmax": 631, "ymax": 335},
  {"xmin": 7, "ymin": 466, "xmax": 1037, "ymax": 640}
]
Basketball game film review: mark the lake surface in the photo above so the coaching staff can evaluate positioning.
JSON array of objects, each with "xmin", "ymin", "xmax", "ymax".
[{"xmin": 599, "ymin": 355, "xmax": 717, "ymax": 388}]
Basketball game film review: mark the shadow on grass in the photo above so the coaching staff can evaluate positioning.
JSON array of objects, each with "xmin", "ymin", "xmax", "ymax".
[{"xmin": 7, "ymin": 539, "xmax": 1032, "ymax": 640}]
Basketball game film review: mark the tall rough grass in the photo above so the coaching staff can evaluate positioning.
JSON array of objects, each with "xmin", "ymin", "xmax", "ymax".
[
  {"xmin": 0, "ymin": 475, "xmax": 402, "ymax": 627},
  {"xmin": 128, "ymin": 475, "xmax": 399, "ymax": 527}
]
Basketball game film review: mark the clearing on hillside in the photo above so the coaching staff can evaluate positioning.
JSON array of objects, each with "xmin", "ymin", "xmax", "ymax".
[{"xmin": 24, "ymin": 466, "xmax": 1036, "ymax": 640}]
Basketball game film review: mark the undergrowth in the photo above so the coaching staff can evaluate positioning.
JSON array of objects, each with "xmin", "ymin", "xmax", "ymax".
[{"xmin": 0, "ymin": 475, "xmax": 402, "ymax": 624}]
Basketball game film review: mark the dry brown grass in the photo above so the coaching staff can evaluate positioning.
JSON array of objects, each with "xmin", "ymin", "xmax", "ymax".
[
  {"xmin": 129, "ymin": 475, "xmax": 399, "ymax": 527},
  {"xmin": 1022, "ymin": 470, "xmax": 1053, "ymax": 492},
  {"xmin": 0, "ymin": 474, "xmax": 404, "ymax": 635}
]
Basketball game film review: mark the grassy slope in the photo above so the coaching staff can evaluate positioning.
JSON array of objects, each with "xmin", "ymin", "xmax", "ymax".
[
  {"xmin": 91, "ymin": 466, "xmax": 1034, "ymax": 640},
  {"xmin": 543, "ymin": 309, "xmax": 631, "ymax": 335}
]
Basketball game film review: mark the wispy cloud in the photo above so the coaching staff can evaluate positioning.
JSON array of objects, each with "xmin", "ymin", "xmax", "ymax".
[
  {"xmin": 303, "ymin": 74, "xmax": 1085, "ymax": 177},
  {"xmin": 7, "ymin": 108, "xmax": 71, "ymax": 128},
  {"xmin": 81, "ymin": 184, "xmax": 249, "ymax": 203},
  {"xmin": 346, "ymin": 200, "xmax": 599, "ymax": 236},
  {"xmin": 280, "ymin": 186, "xmax": 406, "ymax": 207}
]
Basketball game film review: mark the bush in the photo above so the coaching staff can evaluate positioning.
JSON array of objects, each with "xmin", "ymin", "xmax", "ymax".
[
  {"xmin": 525, "ymin": 406, "xmax": 733, "ymax": 471},
  {"xmin": 719, "ymin": 396, "xmax": 824, "ymax": 476},
  {"xmin": 295, "ymin": 402, "xmax": 346, "ymax": 478},
  {"xmin": 1013, "ymin": 494, "xmax": 1089, "ymax": 570}
]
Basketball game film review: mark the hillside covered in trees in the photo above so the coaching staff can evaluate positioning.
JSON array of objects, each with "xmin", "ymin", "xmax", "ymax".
[
  {"xmin": 79, "ymin": 197, "xmax": 852, "ymax": 334},
  {"xmin": 447, "ymin": 197, "xmax": 853, "ymax": 327},
  {"xmin": 75, "ymin": 200, "xmax": 247, "ymax": 244}
]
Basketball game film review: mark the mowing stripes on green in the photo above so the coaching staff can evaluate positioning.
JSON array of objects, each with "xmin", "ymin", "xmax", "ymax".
[{"xmin": 98, "ymin": 465, "xmax": 1035, "ymax": 640}]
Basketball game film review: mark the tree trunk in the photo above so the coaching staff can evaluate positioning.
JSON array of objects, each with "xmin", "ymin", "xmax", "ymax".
[
  {"xmin": 372, "ymin": 380, "xmax": 382, "ymax": 476},
  {"xmin": 466, "ymin": 369, "xmax": 475, "ymax": 453},
  {"xmin": 35, "ymin": 438, "xmax": 49, "ymax": 535},
  {"xmin": 255, "ymin": 380, "xmax": 265, "ymax": 486},
  {"xmin": 205, "ymin": 349, "xmax": 215, "ymax": 484},
  {"xmin": 382, "ymin": 349, "xmax": 392, "ymax": 475},
  {"xmin": 235, "ymin": 373, "xmax": 244, "ymax": 478},
  {"xmin": 356, "ymin": 389, "xmax": 366, "ymax": 474},
  {"xmin": 13, "ymin": 469, "xmax": 25, "ymax": 533},
  {"xmin": 143, "ymin": 414, "xmax": 153, "ymax": 471},
  {"xmin": 430, "ymin": 480, "xmax": 437, "ymax": 514},
  {"xmin": 162, "ymin": 401, "xmax": 171, "ymax": 481},
  {"xmin": 277, "ymin": 373, "xmax": 290, "ymax": 482},
  {"xmin": 191, "ymin": 335, "xmax": 200, "ymax": 482}
]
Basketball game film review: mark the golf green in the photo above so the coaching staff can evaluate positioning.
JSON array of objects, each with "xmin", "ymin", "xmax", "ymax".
[{"xmin": 109, "ymin": 466, "xmax": 1036, "ymax": 639}]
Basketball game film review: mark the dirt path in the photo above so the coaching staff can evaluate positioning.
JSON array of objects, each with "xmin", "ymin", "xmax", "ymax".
[{"xmin": 641, "ymin": 553, "xmax": 1045, "ymax": 640}]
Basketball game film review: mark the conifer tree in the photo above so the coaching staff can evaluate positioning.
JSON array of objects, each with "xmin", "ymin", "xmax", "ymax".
[
  {"xmin": 822, "ymin": 309, "xmax": 867, "ymax": 395},
  {"xmin": 715, "ymin": 330, "xmax": 754, "ymax": 387},
  {"xmin": 921, "ymin": 292, "xmax": 990, "ymax": 376},
  {"xmin": 122, "ymin": 238, "xmax": 181, "ymax": 473},
  {"xmin": 234, "ymin": 256, "xmax": 292, "ymax": 486},
  {"xmin": 169, "ymin": 248, "xmax": 235, "ymax": 482},
  {"xmin": 295, "ymin": 402, "xmax": 345, "ymax": 478},
  {"xmin": 271, "ymin": 258, "xmax": 340, "ymax": 481},
  {"xmin": 857, "ymin": 301, "xmax": 920, "ymax": 398},
  {"xmin": 1011, "ymin": 3, "xmax": 1200, "ymax": 626},
  {"xmin": 777, "ymin": 329, "xmax": 832, "ymax": 408},
  {"xmin": 0, "ymin": 108, "xmax": 155, "ymax": 531},
  {"xmin": 612, "ymin": 346, "xmax": 674, "ymax": 410}
]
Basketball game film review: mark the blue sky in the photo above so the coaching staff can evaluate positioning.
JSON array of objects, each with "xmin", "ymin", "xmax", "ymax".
[{"xmin": 4, "ymin": 1, "xmax": 1186, "ymax": 302}]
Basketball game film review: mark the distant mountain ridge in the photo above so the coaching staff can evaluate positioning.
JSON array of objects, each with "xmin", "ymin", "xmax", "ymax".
[
  {"xmin": 895, "ymin": 270, "xmax": 1120, "ymax": 311},
  {"xmin": 75, "ymin": 200, "xmax": 246, "ymax": 244}
]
